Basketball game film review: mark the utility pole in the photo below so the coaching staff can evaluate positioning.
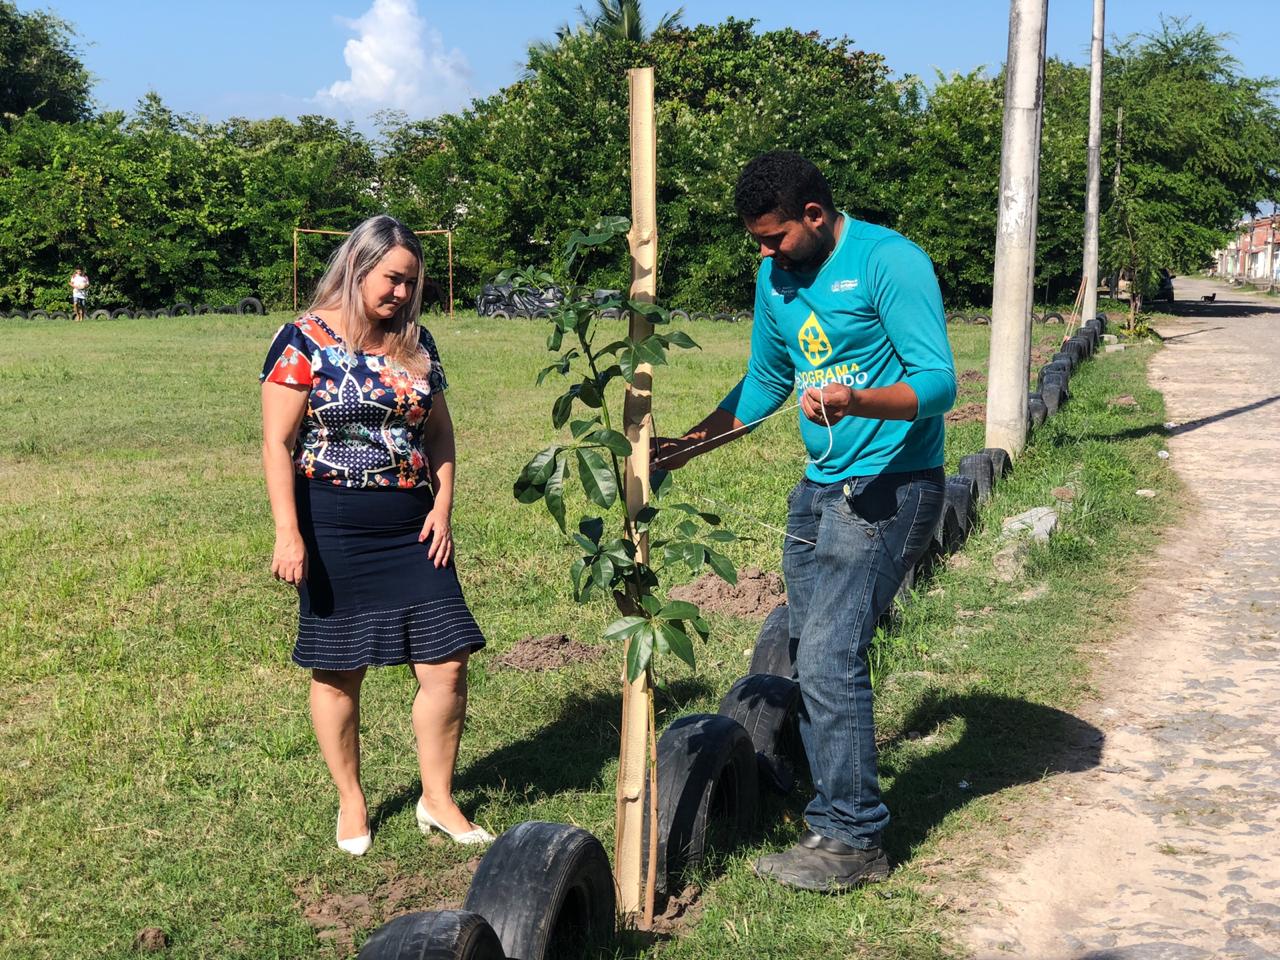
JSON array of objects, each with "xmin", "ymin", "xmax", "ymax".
[
  {"xmin": 1081, "ymin": 0, "xmax": 1105, "ymax": 323},
  {"xmin": 984, "ymin": 0, "xmax": 1049, "ymax": 458}
]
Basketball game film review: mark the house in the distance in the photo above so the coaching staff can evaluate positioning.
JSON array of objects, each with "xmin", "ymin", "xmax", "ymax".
[{"xmin": 1214, "ymin": 216, "xmax": 1279, "ymax": 288}]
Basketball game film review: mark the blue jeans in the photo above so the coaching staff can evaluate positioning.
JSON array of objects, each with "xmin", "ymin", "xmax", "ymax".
[{"xmin": 782, "ymin": 467, "xmax": 945, "ymax": 849}]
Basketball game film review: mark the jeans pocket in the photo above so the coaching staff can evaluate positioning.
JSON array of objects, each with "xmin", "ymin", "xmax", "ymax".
[
  {"xmin": 897, "ymin": 480, "xmax": 946, "ymax": 567},
  {"xmin": 845, "ymin": 473, "xmax": 909, "ymax": 528}
]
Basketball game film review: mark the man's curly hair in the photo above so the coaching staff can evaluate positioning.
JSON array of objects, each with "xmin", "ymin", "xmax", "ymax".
[{"xmin": 733, "ymin": 151, "xmax": 835, "ymax": 221}]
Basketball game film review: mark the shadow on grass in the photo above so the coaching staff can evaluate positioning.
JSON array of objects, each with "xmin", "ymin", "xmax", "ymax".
[
  {"xmin": 881, "ymin": 689, "xmax": 1103, "ymax": 864},
  {"xmin": 369, "ymin": 678, "xmax": 717, "ymax": 829}
]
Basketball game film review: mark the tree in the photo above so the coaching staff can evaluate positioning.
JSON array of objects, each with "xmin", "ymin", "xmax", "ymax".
[
  {"xmin": 576, "ymin": 0, "xmax": 683, "ymax": 42},
  {"xmin": 0, "ymin": 1, "xmax": 91, "ymax": 125}
]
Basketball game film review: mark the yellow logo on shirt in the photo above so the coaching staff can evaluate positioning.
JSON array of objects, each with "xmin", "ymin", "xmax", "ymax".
[{"xmin": 798, "ymin": 313, "xmax": 832, "ymax": 366}]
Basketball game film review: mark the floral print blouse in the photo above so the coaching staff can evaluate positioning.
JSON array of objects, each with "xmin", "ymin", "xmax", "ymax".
[{"xmin": 260, "ymin": 314, "xmax": 447, "ymax": 489}]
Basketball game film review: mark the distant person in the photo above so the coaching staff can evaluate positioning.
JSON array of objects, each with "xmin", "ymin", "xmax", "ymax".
[
  {"xmin": 260, "ymin": 214, "xmax": 490, "ymax": 857},
  {"xmin": 69, "ymin": 268, "xmax": 89, "ymax": 321},
  {"xmin": 654, "ymin": 152, "xmax": 956, "ymax": 892}
]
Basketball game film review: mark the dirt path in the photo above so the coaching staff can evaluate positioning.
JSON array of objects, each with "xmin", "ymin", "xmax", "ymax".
[{"xmin": 959, "ymin": 276, "xmax": 1280, "ymax": 959}]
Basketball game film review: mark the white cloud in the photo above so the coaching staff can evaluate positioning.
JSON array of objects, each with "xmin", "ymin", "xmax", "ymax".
[{"xmin": 317, "ymin": 0, "xmax": 472, "ymax": 117}]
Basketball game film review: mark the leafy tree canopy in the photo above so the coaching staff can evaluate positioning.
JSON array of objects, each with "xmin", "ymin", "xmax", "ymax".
[{"xmin": 0, "ymin": 0, "xmax": 91, "ymax": 126}]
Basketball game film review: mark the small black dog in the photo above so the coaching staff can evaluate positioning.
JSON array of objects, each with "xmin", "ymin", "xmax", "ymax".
[{"xmin": 1201, "ymin": 293, "xmax": 1216, "ymax": 302}]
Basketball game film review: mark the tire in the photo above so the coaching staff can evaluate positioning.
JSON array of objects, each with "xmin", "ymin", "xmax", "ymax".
[
  {"xmin": 1037, "ymin": 361, "xmax": 1070, "ymax": 391},
  {"xmin": 1094, "ymin": 312, "xmax": 1108, "ymax": 332},
  {"xmin": 712, "ymin": 312, "xmax": 733, "ymax": 323},
  {"xmin": 171, "ymin": 301, "xmax": 194, "ymax": 317},
  {"xmin": 946, "ymin": 312, "xmax": 967, "ymax": 325},
  {"xmin": 216, "ymin": 304, "xmax": 236, "ymax": 314},
  {"xmin": 110, "ymin": 308, "xmax": 133, "ymax": 320},
  {"xmin": 982, "ymin": 447, "xmax": 1012, "ymax": 481},
  {"xmin": 670, "ymin": 309, "xmax": 690, "ymax": 323},
  {"xmin": 236, "ymin": 296, "xmax": 264, "ymax": 315},
  {"xmin": 134, "ymin": 309, "xmax": 154, "ymax": 319},
  {"xmin": 970, "ymin": 314, "xmax": 990, "ymax": 325},
  {"xmin": 691, "ymin": 312, "xmax": 710, "ymax": 322},
  {"xmin": 1052, "ymin": 350, "xmax": 1078, "ymax": 372},
  {"xmin": 945, "ymin": 474, "xmax": 978, "ymax": 543},
  {"xmin": 647, "ymin": 713, "xmax": 759, "ymax": 894},
  {"xmin": 748, "ymin": 603, "xmax": 794, "ymax": 680},
  {"xmin": 733, "ymin": 312, "xmax": 751, "ymax": 323},
  {"xmin": 152, "ymin": 306, "xmax": 173, "ymax": 318},
  {"xmin": 1028, "ymin": 394, "xmax": 1048, "ymax": 429},
  {"xmin": 1029, "ymin": 312, "xmax": 1042, "ymax": 323},
  {"xmin": 49, "ymin": 311, "xmax": 69, "ymax": 320},
  {"xmin": 7, "ymin": 309, "xmax": 27, "ymax": 319},
  {"xmin": 932, "ymin": 497, "xmax": 964, "ymax": 555},
  {"xmin": 1042, "ymin": 369, "xmax": 1071, "ymax": 401},
  {"xmin": 29, "ymin": 309, "xmax": 49, "ymax": 320},
  {"xmin": 1042, "ymin": 311, "xmax": 1064, "ymax": 324},
  {"xmin": 463, "ymin": 821, "xmax": 614, "ymax": 960},
  {"xmin": 532, "ymin": 308, "xmax": 551, "ymax": 319},
  {"xmin": 489, "ymin": 310, "xmax": 510, "ymax": 321},
  {"xmin": 1041, "ymin": 380, "xmax": 1065, "ymax": 416},
  {"xmin": 1069, "ymin": 333, "xmax": 1093, "ymax": 358},
  {"xmin": 358, "ymin": 910, "xmax": 505, "ymax": 960},
  {"xmin": 195, "ymin": 303, "xmax": 214, "ymax": 315},
  {"xmin": 599, "ymin": 308, "xmax": 620, "ymax": 320},
  {"xmin": 717, "ymin": 673, "xmax": 804, "ymax": 794},
  {"xmin": 89, "ymin": 309, "xmax": 109, "ymax": 321},
  {"xmin": 958, "ymin": 453, "xmax": 994, "ymax": 505}
]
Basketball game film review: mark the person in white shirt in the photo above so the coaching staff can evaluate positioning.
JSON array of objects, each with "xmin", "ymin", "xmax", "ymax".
[{"xmin": 69, "ymin": 268, "xmax": 89, "ymax": 322}]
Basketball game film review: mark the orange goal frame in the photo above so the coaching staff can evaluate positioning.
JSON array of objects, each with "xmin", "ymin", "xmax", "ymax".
[{"xmin": 292, "ymin": 227, "xmax": 454, "ymax": 320}]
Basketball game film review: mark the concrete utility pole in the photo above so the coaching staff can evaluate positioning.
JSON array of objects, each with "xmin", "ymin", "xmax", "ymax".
[
  {"xmin": 1081, "ymin": 0, "xmax": 1105, "ymax": 323},
  {"xmin": 984, "ymin": 0, "xmax": 1049, "ymax": 458}
]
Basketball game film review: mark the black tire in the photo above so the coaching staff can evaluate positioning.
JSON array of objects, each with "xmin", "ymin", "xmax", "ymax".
[
  {"xmin": 670, "ymin": 309, "xmax": 690, "ymax": 323},
  {"xmin": 7, "ymin": 309, "xmax": 27, "ymax": 319},
  {"xmin": 691, "ymin": 312, "xmax": 710, "ymax": 322},
  {"xmin": 195, "ymin": 303, "xmax": 214, "ymax": 314},
  {"xmin": 970, "ymin": 314, "xmax": 990, "ymax": 325},
  {"xmin": 137, "ymin": 309, "xmax": 156, "ymax": 319},
  {"xmin": 29, "ymin": 309, "xmax": 50, "ymax": 320},
  {"xmin": 1041, "ymin": 380, "xmax": 1065, "ymax": 416},
  {"xmin": 982, "ymin": 447, "xmax": 1012, "ymax": 481},
  {"xmin": 89, "ymin": 309, "xmax": 109, "ymax": 321},
  {"xmin": 152, "ymin": 306, "xmax": 173, "ymax": 318},
  {"xmin": 733, "ymin": 312, "xmax": 751, "ymax": 323},
  {"xmin": 1042, "ymin": 369, "xmax": 1070, "ymax": 400},
  {"xmin": 748, "ymin": 603, "xmax": 794, "ymax": 680},
  {"xmin": 712, "ymin": 312, "xmax": 733, "ymax": 323},
  {"xmin": 532, "ymin": 308, "xmax": 551, "ymax": 319},
  {"xmin": 647, "ymin": 713, "xmax": 759, "ymax": 894},
  {"xmin": 236, "ymin": 296, "xmax": 264, "ymax": 315},
  {"xmin": 358, "ymin": 910, "xmax": 505, "ymax": 960},
  {"xmin": 489, "ymin": 309, "xmax": 510, "ymax": 321},
  {"xmin": 216, "ymin": 303, "xmax": 235, "ymax": 314},
  {"xmin": 1052, "ymin": 350, "xmax": 1078, "ymax": 372},
  {"xmin": 958, "ymin": 453, "xmax": 994, "ymax": 505},
  {"xmin": 463, "ymin": 821, "xmax": 614, "ymax": 960},
  {"xmin": 945, "ymin": 474, "xmax": 978, "ymax": 543},
  {"xmin": 171, "ymin": 301, "xmax": 194, "ymax": 316},
  {"xmin": 946, "ymin": 312, "xmax": 968, "ymax": 325},
  {"xmin": 599, "ymin": 308, "xmax": 620, "ymax": 320},
  {"xmin": 1029, "ymin": 312, "xmax": 1042, "ymax": 323},
  {"xmin": 1095, "ymin": 312, "xmax": 1108, "ymax": 332},
  {"xmin": 1069, "ymin": 334, "xmax": 1093, "ymax": 359},
  {"xmin": 110, "ymin": 308, "xmax": 133, "ymax": 320},
  {"xmin": 717, "ymin": 674, "xmax": 804, "ymax": 794},
  {"xmin": 1028, "ymin": 394, "xmax": 1048, "ymax": 429},
  {"xmin": 933, "ymin": 496, "xmax": 964, "ymax": 555},
  {"xmin": 49, "ymin": 311, "xmax": 69, "ymax": 320},
  {"xmin": 1042, "ymin": 311, "xmax": 1064, "ymax": 324}
]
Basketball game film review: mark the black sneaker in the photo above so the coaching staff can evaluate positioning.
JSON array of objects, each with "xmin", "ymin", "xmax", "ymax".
[{"xmin": 752, "ymin": 830, "xmax": 890, "ymax": 893}]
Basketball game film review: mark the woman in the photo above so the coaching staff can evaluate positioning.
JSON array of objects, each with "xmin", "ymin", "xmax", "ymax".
[
  {"xmin": 261, "ymin": 214, "xmax": 490, "ymax": 856},
  {"xmin": 69, "ymin": 267, "xmax": 89, "ymax": 322}
]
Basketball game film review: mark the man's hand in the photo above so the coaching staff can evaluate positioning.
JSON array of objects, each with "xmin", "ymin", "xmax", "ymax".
[
  {"xmin": 801, "ymin": 383, "xmax": 856, "ymax": 426},
  {"xmin": 651, "ymin": 435, "xmax": 701, "ymax": 471}
]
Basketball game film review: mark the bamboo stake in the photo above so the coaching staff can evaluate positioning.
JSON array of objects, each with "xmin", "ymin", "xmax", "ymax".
[{"xmin": 615, "ymin": 65, "xmax": 657, "ymax": 926}]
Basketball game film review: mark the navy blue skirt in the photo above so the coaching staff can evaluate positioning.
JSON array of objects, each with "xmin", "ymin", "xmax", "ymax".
[{"xmin": 293, "ymin": 479, "xmax": 485, "ymax": 670}]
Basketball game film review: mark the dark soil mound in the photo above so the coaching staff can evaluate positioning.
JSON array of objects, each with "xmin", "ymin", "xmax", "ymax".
[
  {"xmin": 493, "ymin": 634, "xmax": 606, "ymax": 672},
  {"xmin": 946, "ymin": 402, "xmax": 986, "ymax": 424},
  {"xmin": 667, "ymin": 566, "xmax": 785, "ymax": 618}
]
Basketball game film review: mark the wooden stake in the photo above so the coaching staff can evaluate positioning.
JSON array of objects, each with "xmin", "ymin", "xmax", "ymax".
[{"xmin": 615, "ymin": 65, "xmax": 657, "ymax": 926}]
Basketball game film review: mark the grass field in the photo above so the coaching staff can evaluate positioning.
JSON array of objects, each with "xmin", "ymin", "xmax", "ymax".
[{"xmin": 0, "ymin": 311, "xmax": 1174, "ymax": 959}]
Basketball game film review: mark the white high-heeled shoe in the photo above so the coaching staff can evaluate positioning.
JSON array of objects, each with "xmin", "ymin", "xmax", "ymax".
[
  {"xmin": 336, "ymin": 810, "xmax": 372, "ymax": 856},
  {"xmin": 416, "ymin": 799, "xmax": 494, "ymax": 845}
]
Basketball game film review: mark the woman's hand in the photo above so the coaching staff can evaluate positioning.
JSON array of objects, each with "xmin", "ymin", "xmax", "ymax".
[
  {"xmin": 271, "ymin": 531, "xmax": 307, "ymax": 585},
  {"xmin": 419, "ymin": 504, "xmax": 453, "ymax": 568}
]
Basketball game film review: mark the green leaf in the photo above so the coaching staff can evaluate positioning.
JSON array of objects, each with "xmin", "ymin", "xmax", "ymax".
[
  {"xmin": 650, "ymin": 469, "xmax": 673, "ymax": 500},
  {"xmin": 706, "ymin": 529, "xmax": 737, "ymax": 542},
  {"xmin": 590, "ymin": 554, "xmax": 615, "ymax": 588},
  {"xmin": 569, "ymin": 417, "xmax": 601, "ymax": 439},
  {"xmin": 513, "ymin": 445, "xmax": 559, "ymax": 502},
  {"xmin": 639, "ymin": 594, "xmax": 662, "ymax": 616},
  {"xmin": 604, "ymin": 616, "xmax": 648, "ymax": 643},
  {"xmin": 571, "ymin": 533, "xmax": 598, "ymax": 554},
  {"xmin": 600, "ymin": 538, "xmax": 635, "ymax": 567},
  {"xmin": 569, "ymin": 557, "xmax": 587, "ymax": 601},
  {"xmin": 577, "ymin": 378, "xmax": 603, "ymax": 408},
  {"xmin": 659, "ymin": 600, "xmax": 700, "ymax": 620},
  {"xmin": 552, "ymin": 391, "xmax": 574, "ymax": 429},
  {"xmin": 578, "ymin": 516, "xmax": 604, "ymax": 544},
  {"xmin": 706, "ymin": 548, "xmax": 737, "ymax": 585},
  {"xmin": 593, "ymin": 215, "xmax": 630, "ymax": 237},
  {"xmin": 659, "ymin": 621, "xmax": 697, "ymax": 668},
  {"xmin": 544, "ymin": 452, "xmax": 568, "ymax": 532},
  {"xmin": 546, "ymin": 325, "xmax": 565, "ymax": 352},
  {"xmin": 635, "ymin": 505, "xmax": 659, "ymax": 531},
  {"xmin": 662, "ymin": 329, "xmax": 699, "ymax": 350},
  {"xmin": 586, "ymin": 428, "xmax": 631, "ymax": 456},
  {"xmin": 576, "ymin": 448, "xmax": 617, "ymax": 508},
  {"xmin": 625, "ymin": 624, "xmax": 655, "ymax": 683},
  {"xmin": 675, "ymin": 518, "xmax": 699, "ymax": 538}
]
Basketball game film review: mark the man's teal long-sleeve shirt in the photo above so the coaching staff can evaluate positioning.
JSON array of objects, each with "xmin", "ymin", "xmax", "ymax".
[{"xmin": 719, "ymin": 214, "xmax": 957, "ymax": 483}]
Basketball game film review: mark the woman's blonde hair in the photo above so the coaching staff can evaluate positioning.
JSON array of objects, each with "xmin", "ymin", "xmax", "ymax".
[{"xmin": 308, "ymin": 214, "xmax": 429, "ymax": 377}]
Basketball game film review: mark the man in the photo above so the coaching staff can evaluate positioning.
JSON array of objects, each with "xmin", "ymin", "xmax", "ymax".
[
  {"xmin": 69, "ymin": 267, "xmax": 89, "ymax": 322},
  {"xmin": 654, "ymin": 151, "xmax": 956, "ymax": 892}
]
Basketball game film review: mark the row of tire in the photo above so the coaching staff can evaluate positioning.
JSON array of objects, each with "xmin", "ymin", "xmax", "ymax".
[
  {"xmin": 487, "ymin": 307, "xmax": 753, "ymax": 323},
  {"xmin": 1, "ymin": 296, "xmax": 265, "ymax": 321},
  {"xmin": 357, "ymin": 314, "xmax": 1110, "ymax": 960},
  {"xmin": 946, "ymin": 310, "xmax": 1067, "ymax": 325}
]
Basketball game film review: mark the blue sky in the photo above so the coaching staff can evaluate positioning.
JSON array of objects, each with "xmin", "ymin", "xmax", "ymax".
[{"xmin": 30, "ymin": 1, "xmax": 1280, "ymax": 128}]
